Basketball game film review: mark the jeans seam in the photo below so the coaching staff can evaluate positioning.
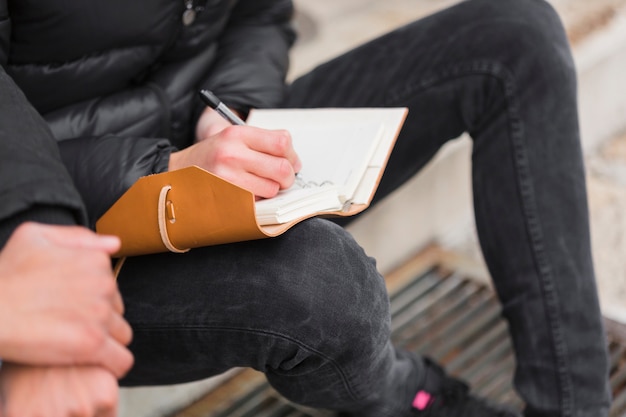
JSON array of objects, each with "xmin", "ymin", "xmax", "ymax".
[
  {"xmin": 387, "ymin": 60, "xmax": 574, "ymax": 415},
  {"xmin": 498, "ymin": 64, "xmax": 573, "ymax": 417}
]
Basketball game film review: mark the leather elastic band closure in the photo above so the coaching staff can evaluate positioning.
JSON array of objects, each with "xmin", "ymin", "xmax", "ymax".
[{"xmin": 158, "ymin": 185, "xmax": 190, "ymax": 253}]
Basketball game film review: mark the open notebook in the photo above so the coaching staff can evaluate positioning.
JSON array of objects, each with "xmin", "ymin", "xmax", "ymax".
[
  {"xmin": 247, "ymin": 108, "xmax": 407, "ymax": 225},
  {"xmin": 96, "ymin": 107, "xmax": 407, "ymax": 256}
]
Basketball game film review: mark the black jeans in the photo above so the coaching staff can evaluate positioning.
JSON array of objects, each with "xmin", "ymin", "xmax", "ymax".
[{"xmin": 118, "ymin": 0, "xmax": 611, "ymax": 416}]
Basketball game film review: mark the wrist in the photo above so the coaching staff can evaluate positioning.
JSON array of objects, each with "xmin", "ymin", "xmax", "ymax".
[
  {"xmin": 196, "ymin": 107, "xmax": 242, "ymax": 141},
  {"xmin": 168, "ymin": 148, "xmax": 192, "ymax": 172},
  {"xmin": 168, "ymin": 151, "xmax": 181, "ymax": 172}
]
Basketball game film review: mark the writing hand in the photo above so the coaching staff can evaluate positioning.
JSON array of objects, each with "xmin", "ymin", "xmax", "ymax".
[
  {"xmin": 0, "ymin": 363, "xmax": 119, "ymax": 417},
  {"xmin": 170, "ymin": 125, "xmax": 302, "ymax": 198},
  {"xmin": 0, "ymin": 223, "xmax": 133, "ymax": 378}
]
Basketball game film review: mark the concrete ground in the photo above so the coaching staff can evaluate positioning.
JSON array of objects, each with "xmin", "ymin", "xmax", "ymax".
[{"xmin": 120, "ymin": 0, "xmax": 626, "ymax": 415}]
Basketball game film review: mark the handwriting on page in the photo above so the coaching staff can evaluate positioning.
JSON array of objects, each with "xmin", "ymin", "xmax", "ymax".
[{"xmin": 289, "ymin": 123, "xmax": 384, "ymax": 201}]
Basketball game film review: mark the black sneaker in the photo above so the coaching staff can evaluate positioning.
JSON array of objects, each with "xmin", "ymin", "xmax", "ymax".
[{"xmin": 411, "ymin": 358, "xmax": 521, "ymax": 417}]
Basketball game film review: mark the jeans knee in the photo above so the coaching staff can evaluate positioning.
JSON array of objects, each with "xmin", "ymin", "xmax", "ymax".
[
  {"xmin": 475, "ymin": 0, "xmax": 576, "ymax": 87},
  {"xmin": 275, "ymin": 219, "xmax": 391, "ymax": 354}
]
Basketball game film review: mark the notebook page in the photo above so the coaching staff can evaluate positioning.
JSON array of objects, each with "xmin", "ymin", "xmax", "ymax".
[{"xmin": 285, "ymin": 123, "xmax": 384, "ymax": 201}]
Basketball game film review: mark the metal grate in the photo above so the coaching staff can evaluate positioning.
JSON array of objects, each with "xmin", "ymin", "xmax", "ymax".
[{"xmin": 174, "ymin": 266, "xmax": 626, "ymax": 417}]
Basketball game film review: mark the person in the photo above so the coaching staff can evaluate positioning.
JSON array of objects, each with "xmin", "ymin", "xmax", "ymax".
[
  {"xmin": 0, "ymin": 0, "xmax": 612, "ymax": 416},
  {"xmin": 0, "ymin": 72, "xmax": 134, "ymax": 416}
]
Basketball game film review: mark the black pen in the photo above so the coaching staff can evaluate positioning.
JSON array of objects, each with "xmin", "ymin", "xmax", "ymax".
[{"xmin": 198, "ymin": 89, "xmax": 246, "ymax": 126}]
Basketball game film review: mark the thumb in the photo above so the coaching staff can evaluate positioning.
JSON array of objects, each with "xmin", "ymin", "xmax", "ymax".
[{"xmin": 34, "ymin": 224, "xmax": 121, "ymax": 254}]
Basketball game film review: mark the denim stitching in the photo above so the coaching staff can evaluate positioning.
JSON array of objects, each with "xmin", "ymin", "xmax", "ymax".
[
  {"xmin": 387, "ymin": 60, "xmax": 574, "ymax": 415},
  {"xmin": 496, "ymin": 63, "xmax": 573, "ymax": 417}
]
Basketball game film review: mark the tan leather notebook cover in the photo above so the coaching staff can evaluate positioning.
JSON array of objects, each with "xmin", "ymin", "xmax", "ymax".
[{"xmin": 95, "ymin": 166, "xmax": 371, "ymax": 257}]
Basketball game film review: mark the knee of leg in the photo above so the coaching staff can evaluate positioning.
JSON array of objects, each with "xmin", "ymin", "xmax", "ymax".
[
  {"xmin": 471, "ymin": 0, "xmax": 577, "ymax": 88},
  {"xmin": 279, "ymin": 219, "xmax": 392, "ymax": 350}
]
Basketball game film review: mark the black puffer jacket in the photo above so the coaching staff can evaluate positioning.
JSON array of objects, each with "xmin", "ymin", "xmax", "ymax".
[{"xmin": 0, "ymin": 0, "xmax": 295, "ymax": 227}]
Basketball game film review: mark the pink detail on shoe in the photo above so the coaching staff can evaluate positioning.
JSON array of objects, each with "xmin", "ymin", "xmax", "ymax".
[{"xmin": 412, "ymin": 391, "xmax": 433, "ymax": 410}]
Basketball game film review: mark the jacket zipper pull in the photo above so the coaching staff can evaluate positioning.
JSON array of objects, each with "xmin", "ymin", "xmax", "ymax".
[{"xmin": 182, "ymin": 0, "xmax": 196, "ymax": 26}]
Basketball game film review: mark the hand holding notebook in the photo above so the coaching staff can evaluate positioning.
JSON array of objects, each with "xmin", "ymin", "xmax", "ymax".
[{"xmin": 96, "ymin": 99, "xmax": 407, "ymax": 256}]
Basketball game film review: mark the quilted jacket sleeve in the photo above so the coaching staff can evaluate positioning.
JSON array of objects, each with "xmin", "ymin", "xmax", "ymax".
[
  {"xmin": 57, "ymin": 135, "xmax": 173, "ymax": 228},
  {"xmin": 0, "ymin": 66, "xmax": 87, "ymax": 245},
  {"xmin": 201, "ymin": 0, "xmax": 296, "ymax": 114}
]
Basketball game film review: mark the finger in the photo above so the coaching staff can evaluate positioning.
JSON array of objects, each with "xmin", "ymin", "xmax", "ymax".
[
  {"xmin": 206, "ymin": 148, "xmax": 285, "ymax": 197},
  {"xmin": 35, "ymin": 224, "xmax": 121, "ymax": 253},
  {"xmin": 88, "ymin": 370, "xmax": 119, "ymax": 417},
  {"xmin": 246, "ymin": 153, "xmax": 296, "ymax": 191},
  {"xmin": 242, "ymin": 128, "xmax": 302, "ymax": 173},
  {"xmin": 223, "ymin": 138, "xmax": 296, "ymax": 191},
  {"xmin": 234, "ymin": 171, "xmax": 282, "ymax": 198},
  {"xmin": 94, "ymin": 339, "xmax": 134, "ymax": 379},
  {"xmin": 70, "ymin": 375, "xmax": 93, "ymax": 417},
  {"xmin": 111, "ymin": 289, "xmax": 125, "ymax": 315},
  {"xmin": 97, "ymin": 404, "xmax": 118, "ymax": 417},
  {"xmin": 107, "ymin": 312, "xmax": 133, "ymax": 347}
]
